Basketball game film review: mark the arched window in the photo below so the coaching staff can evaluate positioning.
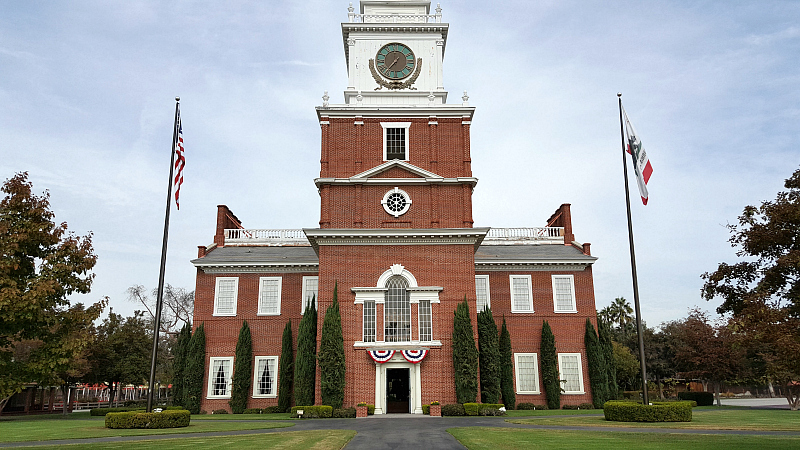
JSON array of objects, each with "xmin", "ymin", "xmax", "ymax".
[{"xmin": 385, "ymin": 275, "xmax": 410, "ymax": 342}]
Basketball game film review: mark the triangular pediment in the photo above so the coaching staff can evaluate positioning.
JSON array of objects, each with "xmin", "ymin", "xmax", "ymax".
[{"xmin": 351, "ymin": 160, "xmax": 443, "ymax": 180}]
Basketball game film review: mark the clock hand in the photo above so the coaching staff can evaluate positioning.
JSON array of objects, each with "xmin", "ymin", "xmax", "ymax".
[{"xmin": 388, "ymin": 55, "xmax": 400, "ymax": 69}]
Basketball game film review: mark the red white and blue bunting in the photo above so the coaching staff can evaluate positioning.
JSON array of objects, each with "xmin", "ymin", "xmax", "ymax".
[
  {"xmin": 368, "ymin": 350, "xmax": 395, "ymax": 363},
  {"xmin": 401, "ymin": 349, "xmax": 428, "ymax": 364}
]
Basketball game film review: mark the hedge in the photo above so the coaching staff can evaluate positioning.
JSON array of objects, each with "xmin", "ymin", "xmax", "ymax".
[
  {"xmin": 422, "ymin": 404, "xmax": 430, "ymax": 415},
  {"xmin": 603, "ymin": 401, "xmax": 692, "ymax": 422},
  {"xmin": 291, "ymin": 405, "xmax": 333, "ymax": 418},
  {"xmin": 242, "ymin": 406, "xmax": 286, "ymax": 414},
  {"xmin": 463, "ymin": 403, "xmax": 505, "ymax": 416},
  {"xmin": 105, "ymin": 410, "xmax": 191, "ymax": 429},
  {"xmin": 441, "ymin": 403, "xmax": 466, "ymax": 416},
  {"xmin": 517, "ymin": 402, "xmax": 546, "ymax": 410},
  {"xmin": 678, "ymin": 391, "xmax": 714, "ymax": 406},
  {"xmin": 91, "ymin": 407, "xmax": 144, "ymax": 416},
  {"xmin": 332, "ymin": 407, "xmax": 356, "ymax": 418},
  {"xmin": 367, "ymin": 404, "xmax": 375, "ymax": 415}
]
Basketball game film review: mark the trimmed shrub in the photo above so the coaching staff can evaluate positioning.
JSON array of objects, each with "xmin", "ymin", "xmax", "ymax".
[
  {"xmin": 332, "ymin": 407, "xmax": 356, "ymax": 418},
  {"xmin": 463, "ymin": 402, "xmax": 480, "ymax": 416},
  {"xmin": 264, "ymin": 405, "xmax": 285, "ymax": 414},
  {"xmin": 278, "ymin": 320, "xmax": 294, "ymax": 413},
  {"xmin": 585, "ymin": 319, "xmax": 609, "ymax": 408},
  {"xmin": 212, "ymin": 409, "xmax": 228, "ymax": 414},
  {"xmin": 603, "ymin": 401, "xmax": 692, "ymax": 422},
  {"xmin": 578, "ymin": 403, "xmax": 595, "ymax": 410},
  {"xmin": 678, "ymin": 391, "xmax": 714, "ymax": 406},
  {"xmin": 422, "ymin": 404, "xmax": 430, "ymax": 415},
  {"xmin": 367, "ymin": 404, "xmax": 375, "ymax": 415},
  {"xmin": 91, "ymin": 407, "xmax": 144, "ymax": 416},
  {"xmin": 540, "ymin": 321, "xmax": 560, "ymax": 410},
  {"xmin": 516, "ymin": 402, "xmax": 537, "ymax": 410},
  {"xmin": 243, "ymin": 408, "xmax": 262, "ymax": 414},
  {"xmin": 452, "ymin": 298, "xmax": 479, "ymax": 404},
  {"xmin": 185, "ymin": 323, "xmax": 206, "ymax": 414},
  {"xmin": 499, "ymin": 317, "xmax": 515, "ymax": 410},
  {"xmin": 319, "ymin": 282, "xmax": 346, "ymax": 409},
  {"xmin": 441, "ymin": 403, "xmax": 466, "ymax": 416},
  {"xmin": 230, "ymin": 320, "xmax": 253, "ymax": 414},
  {"xmin": 295, "ymin": 298, "xmax": 317, "ymax": 406},
  {"xmin": 105, "ymin": 410, "xmax": 191, "ymax": 429},
  {"xmin": 477, "ymin": 307, "xmax": 501, "ymax": 404},
  {"xmin": 291, "ymin": 405, "xmax": 333, "ymax": 418},
  {"xmin": 562, "ymin": 404, "xmax": 580, "ymax": 410}
]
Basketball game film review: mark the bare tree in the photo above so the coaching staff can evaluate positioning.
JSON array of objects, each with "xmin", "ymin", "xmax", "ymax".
[{"xmin": 127, "ymin": 284, "xmax": 194, "ymax": 335}]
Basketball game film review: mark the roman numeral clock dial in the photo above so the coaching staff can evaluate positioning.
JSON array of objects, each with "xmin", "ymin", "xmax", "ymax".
[{"xmin": 375, "ymin": 43, "xmax": 416, "ymax": 80}]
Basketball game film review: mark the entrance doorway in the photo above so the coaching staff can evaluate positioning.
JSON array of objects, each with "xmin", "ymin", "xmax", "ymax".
[{"xmin": 386, "ymin": 368, "xmax": 410, "ymax": 413}]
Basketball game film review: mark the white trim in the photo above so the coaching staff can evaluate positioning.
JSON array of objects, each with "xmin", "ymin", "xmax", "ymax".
[
  {"xmin": 509, "ymin": 275, "xmax": 533, "ymax": 313},
  {"xmin": 257, "ymin": 277, "xmax": 282, "ymax": 316},
  {"xmin": 381, "ymin": 122, "xmax": 411, "ymax": 161},
  {"xmin": 377, "ymin": 264, "xmax": 418, "ymax": 288},
  {"xmin": 373, "ymin": 357, "xmax": 423, "ymax": 415},
  {"xmin": 351, "ymin": 159, "xmax": 440, "ymax": 180},
  {"xmin": 514, "ymin": 353, "xmax": 540, "ymax": 394},
  {"xmin": 475, "ymin": 274, "xmax": 491, "ymax": 312},
  {"xmin": 213, "ymin": 277, "xmax": 238, "ymax": 316},
  {"xmin": 206, "ymin": 356, "xmax": 234, "ymax": 399},
  {"xmin": 363, "ymin": 300, "xmax": 376, "ymax": 343},
  {"xmin": 418, "ymin": 299, "xmax": 432, "ymax": 342},
  {"xmin": 552, "ymin": 275, "xmax": 577, "ymax": 313},
  {"xmin": 558, "ymin": 353, "xmax": 585, "ymax": 394},
  {"xmin": 381, "ymin": 187, "xmax": 412, "ymax": 217},
  {"xmin": 301, "ymin": 276, "xmax": 318, "ymax": 315},
  {"xmin": 252, "ymin": 356, "xmax": 278, "ymax": 398}
]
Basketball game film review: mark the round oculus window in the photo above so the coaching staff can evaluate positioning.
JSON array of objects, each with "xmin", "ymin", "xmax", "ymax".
[{"xmin": 381, "ymin": 187, "xmax": 412, "ymax": 217}]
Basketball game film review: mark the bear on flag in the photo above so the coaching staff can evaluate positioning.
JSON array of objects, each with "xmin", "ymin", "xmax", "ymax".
[{"xmin": 622, "ymin": 108, "xmax": 653, "ymax": 205}]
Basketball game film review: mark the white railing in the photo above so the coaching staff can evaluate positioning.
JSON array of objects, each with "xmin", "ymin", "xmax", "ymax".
[
  {"xmin": 483, "ymin": 227, "xmax": 564, "ymax": 244},
  {"xmin": 349, "ymin": 13, "xmax": 442, "ymax": 23},
  {"xmin": 225, "ymin": 229, "xmax": 310, "ymax": 246}
]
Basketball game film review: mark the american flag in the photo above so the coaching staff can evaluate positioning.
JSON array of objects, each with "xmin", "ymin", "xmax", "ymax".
[{"xmin": 173, "ymin": 107, "xmax": 185, "ymax": 209}]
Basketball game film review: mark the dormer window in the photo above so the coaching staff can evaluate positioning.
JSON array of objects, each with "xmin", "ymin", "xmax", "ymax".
[{"xmin": 381, "ymin": 122, "xmax": 410, "ymax": 160}]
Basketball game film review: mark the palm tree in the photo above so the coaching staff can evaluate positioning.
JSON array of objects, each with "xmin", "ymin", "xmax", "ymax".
[
  {"xmin": 598, "ymin": 306, "xmax": 615, "ymax": 325},
  {"xmin": 611, "ymin": 297, "xmax": 633, "ymax": 330}
]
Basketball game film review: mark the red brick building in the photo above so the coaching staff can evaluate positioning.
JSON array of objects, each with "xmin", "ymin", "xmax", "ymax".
[{"xmin": 191, "ymin": 0, "xmax": 598, "ymax": 414}]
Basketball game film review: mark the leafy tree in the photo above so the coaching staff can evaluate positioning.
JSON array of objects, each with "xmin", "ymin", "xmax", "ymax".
[
  {"xmin": 294, "ymin": 297, "xmax": 317, "ymax": 406},
  {"xmin": 278, "ymin": 320, "xmax": 294, "ymax": 412},
  {"xmin": 613, "ymin": 341, "xmax": 640, "ymax": 391},
  {"xmin": 318, "ymin": 282, "xmax": 345, "ymax": 409},
  {"xmin": 171, "ymin": 323, "xmax": 191, "ymax": 407},
  {"xmin": 540, "ymin": 321, "xmax": 560, "ymax": 409},
  {"xmin": 477, "ymin": 306, "xmax": 501, "ymax": 403},
  {"xmin": 184, "ymin": 323, "xmax": 205, "ymax": 414},
  {"xmin": 127, "ymin": 284, "xmax": 194, "ymax": 335},
  {"xmin": 229, "ymin": 321, "xmax": 252, "ymax": 413},
  {"xmin": 597, "ymin": 317, "xmax": 618, "ymax": 399},
  {"xmin": 452, "ymin": 297, "xmax": 478, "ymax": 404},
  {"xmin": 498, "ymin": 316, "xmax": 515, "ymax": 409},
  {"xmin": 584, "ymin": 319, "xmax": 609, "ymax": 408},
  {"xmin": 0, "ymin": 172, "xmax": 105, "ymax": 412},
  {"xmin": 643, "ymin": 325, "xmax": 676, "ymax": 400}
]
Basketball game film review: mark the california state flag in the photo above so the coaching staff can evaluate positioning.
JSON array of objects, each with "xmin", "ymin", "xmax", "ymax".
[{"xmin": 623, "ymin": 108, "xmax": 653, "ymax": 205}]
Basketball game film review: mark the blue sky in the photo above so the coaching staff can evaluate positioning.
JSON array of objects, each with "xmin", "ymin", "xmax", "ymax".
[{"xmin": 1, "ymin": 1, "xmax": 798, "ymax": 327}]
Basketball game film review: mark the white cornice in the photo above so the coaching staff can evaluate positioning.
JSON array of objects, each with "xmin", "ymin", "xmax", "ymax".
[
  {"xmin": 354, "ymin": 160, "xmax": 440, "ymax": 179},
  {"xmin": 304, "ymin": 227, "xmax": 489, "ymax": 253},
  {"xmin": 197, "ymin": 264, "xmax": 319, "ymax": 274},
  {"xmin": 315, "ymin": 176, "xmax": 478, "ymax": 188},
  {"xmin": 342, "ymin": 23, "xmax": 449, "ymax": 65},
  {"xmin": 317, "ymin": 104, "xmax": 474, "ymax": 120},
  {"xmin": 475, "ymin": 262, "xmax": 592, "ymax": 272}
]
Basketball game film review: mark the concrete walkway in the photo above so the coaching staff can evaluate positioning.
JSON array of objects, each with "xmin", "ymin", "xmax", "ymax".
[{"xmin": 719, "ymin": 397, "xmax": 791, "ymax": 409}]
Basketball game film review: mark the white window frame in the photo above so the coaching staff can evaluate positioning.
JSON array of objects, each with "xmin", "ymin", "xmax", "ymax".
[
  {"xmin": 206, "ymin": 356, "xmax": 234, "ymax": 398},
  {"xmin": 509, "ymin": 275, "xmax": 533, "ymax": 313},
  {"xmin": 552, "ymin": 275, "xmax": 577, "ymax": 313},
  {"xmin": 558, "ymin": 353, "xmax": 585, "ymax": 394},
  {"xmin": 381, "ymin": 122, "xmax": 411, "ymax": 161},
  {"xmin": 475, "ymin": 274, "xmax": 491, "ymax": 312},
  {"xmin": 213, "ymin": 277, "xmax": 239, "ymax": 316},
  {"xmin": 257, "ymin": 277, "xmax": 282, "ymax": 316},
  {"xmin": 418, "ymin": 299, "xmax": 432, "ymax": 342},
  {"xmin": 514, "ymin": 353, "xmax": 540, "ymax": 394},
  {"xmin": 301, "ymin": 276, "xmax": 318, "ymax": 315},
  {"xmin": 252, "ymin": 356, "xmax": 279, "ymax": 398},
  {"xmin": 363, "ymin": 300, "xmax": 376, "ymax": 343}
]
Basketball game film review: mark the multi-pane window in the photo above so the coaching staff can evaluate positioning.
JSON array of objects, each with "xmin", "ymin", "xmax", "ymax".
[
  {"xmin": 475, "ymin": 275, "xmax": 491, "ymax": 312},
  {"xmin": 514, "ymin": 353, "xmax": 540, "ymax": 394},
  {"xmin": 213, "ymin": 278, "xmax": 238, "ymax": 316},
  {"xmin": 301, "ymin": 276, "xmax": 318, "ymax": 314},
  {"xmin": 384, "ymin": 276, "xmax": 410, "ymax": 342},
  {"xmin": 207, "ymin": 357, "xmax": 233, "ymax": 398},
  {"xmin": 510, "ymin": 275, "xmax": 533, "ymax": 313},
  {"xmin": 385, "ymin": 128, "xmax": 406, "ymax": 160},
  {"xmin": 552, "ymin": 275, "xmax": 577, "ymax": 313},
  {"xmin": 418, "ymin": 300, "xmax": 432, "ymax": 342},
  {"xmin": 363, "ymin": 300, "xmax": 376, "ymax": 343},
  {"xmin": 558, "ymin": 353, "xmax": 584, "ymax": 394},
  {"xmin": 258, "ymin": 277, "xmax": 282, "ymax": 315},
  {"xmin": 252, "ymin": 356, "xmax": 278, "ymax": 397}
]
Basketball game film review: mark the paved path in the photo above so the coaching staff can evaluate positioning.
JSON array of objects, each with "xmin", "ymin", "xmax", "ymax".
[
  {"xmin": 720, "ymin": 397, "xmax": 791, "ymax": 409},
  {"xmin": 2, "ymin": 412, "xmax": 798, "ymax": 449}
]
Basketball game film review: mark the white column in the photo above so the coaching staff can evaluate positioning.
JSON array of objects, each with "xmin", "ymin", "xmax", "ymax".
[
  {"xmin": 414, "ymin": 363, "xmax": 423, "ymax": 414},
  {"xmin": 374, "ymin": 363, "xmax": 384, "ymax": 414}
]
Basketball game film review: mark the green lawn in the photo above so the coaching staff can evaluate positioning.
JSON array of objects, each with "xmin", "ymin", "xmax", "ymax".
[
  {"xmin": 9, "ymin": 430, "xmax": 356, "ymax": 450},
  {"xmin": 0, "ymin": 412, "xmax": 293, "ymax": 443},
  {"xmin": 503, "ymin": 409, "xmax": 602, "ymax": 417},
  {"xmin": 505, "ymin": 407, "xmax": 800, "ymax": 431},
  {"xmin": 190, "ymin": 412, "xmax": 294, "ymax": 420},
  {"xmin": 449, "ymin": 427, "xmax": 800, "ymax": 450}
]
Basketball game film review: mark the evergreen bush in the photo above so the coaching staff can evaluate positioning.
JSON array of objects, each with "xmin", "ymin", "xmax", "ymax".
[
  {"xmin": 464, "ymin": 402, "xmax": 505, "ymax": 416},
  {"xmin": 477, "ymin": 307, "xmax": 501, "ymax": 404},
  {"xmin": 229, "ymin": 320, "xmax": 253, "ymax": 413},
  {"xmin": 603, "ymin": 400, "xmax": 692, "ymax": 422},
  {"xmin": 105, "ymin": 410, "xmax": 191, "ymax": 429},
  {"xmin": 498, "ymin": 317, "xmax": 515, "ymax": 410},
  {"xmin": 184, "ymin": 323, "xmax": 205, "ymax": 414},
  {"xmin": 278, "ymin": 320, "xmax": 294, "ymax": 412},
  {"xmin": 441, "ymin": 403, "xmax": 466, "ymax": 416},
  {"xmin": 294, "ymin": 297, "xmax": 317, "ymax": 406},
  {"xmin": 540, "ymin": 320, "xmax": 560, "ymax": 410},
  {"xmin": 597, "ymin": 317, "xmax": 617, "ymax": 400},
  {"xmin": 332, "ymin": 407, "xmax": 356, "ymax": 418},
  {"xmin": 585, "ymin": 318, "xmax": 609, "ymax": 408},
  {"xmin": 452, "ymin": 298, "xmax": 478, "ymax": 404},
  {"xmin": 171, "ymin": 323, "xmax": 191, "ymax": 407},
  {"xmin": 319, "ymin": 282, "xmax": 346, "ymax": 409},
  {"xmin": 290, "ymin": 405, "xmax": 333, "ymax": 418}
]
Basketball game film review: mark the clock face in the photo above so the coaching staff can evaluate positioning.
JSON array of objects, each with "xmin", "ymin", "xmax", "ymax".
[{"xmin": 375, "ymin": 43, "xmax": 416, "ymax": 80}]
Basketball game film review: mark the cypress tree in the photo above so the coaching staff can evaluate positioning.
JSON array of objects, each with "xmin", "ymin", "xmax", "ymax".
[
  {"xmin": 318, "ymin": 282, "xmax": 346, "ymax": 409},
  {"xmin": 229, "ymin": 320, "xmax": 253, "ymax": 413},
  {"xmin": 171, "ymin": 322, "xmax": 191, "ymax": 407},
  {"xmin": 477, "ymin": 306, "xmax": 501, "ymax": 404},
  {"xmin": 584, "ymin": 318, "xmax": 609, "ymax": 408},
  {"xmin": 185, "ymin": 323, "xmax": 206, "ymax": 414},
  {"xmin": 452, "ymin": 297, "xmax": 478, "ymax": 404},
  {"xmin": 498, "ymin": 316, "xmax": 515, "ymax": 409},
  {"xmin": 598, "ymin": 317, "xmax": 618, "ymax": 400},
  {"xmin": 278, "ymin": 320, "xmax": 294, "ymax": 412},
  {"xmin": 540, "ymin": 320, "xmax": 560, "ymax": 410},
  {"xmin": 294, "ymin": 296, "xmax": 317, "ymax": 406}
]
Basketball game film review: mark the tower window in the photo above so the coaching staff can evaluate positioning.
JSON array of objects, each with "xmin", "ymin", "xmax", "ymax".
[
  {"xmin": 384, "ymin": 275, "xmax": 410, "ymax": 342},
  {"xmin": 381, "ymin": 122, "xmax": 411, "ymax": 161}
]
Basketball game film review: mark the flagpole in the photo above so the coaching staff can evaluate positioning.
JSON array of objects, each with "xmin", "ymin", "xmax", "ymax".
[
  {"xmin": 147, "ymin": 97, "xmax": 180, "ymax": 413},
  {"xmin": 617, "ymin": 93, "xmax": 649, "ymax": 405}
]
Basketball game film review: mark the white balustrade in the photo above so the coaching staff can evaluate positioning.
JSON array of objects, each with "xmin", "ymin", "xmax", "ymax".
[
  {"xmin": 224, "ymin": 229, "xmax": 310, "ymax": 246},
  {"xmin": 348, "ymin": 13, "xmax": 442, "ymax": 24},
  {"xmin": 484, "ymin": 227, "xmax": 564, "ymax": 244}
]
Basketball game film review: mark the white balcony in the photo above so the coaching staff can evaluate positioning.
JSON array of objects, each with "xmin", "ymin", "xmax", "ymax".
[
  {"xmin": 482, "ymin": 227, "xmax": 564, "ymax": 245},
  {"xmin": 224, "ymin": 229, "xmax": 310, "ymax": 246}
]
